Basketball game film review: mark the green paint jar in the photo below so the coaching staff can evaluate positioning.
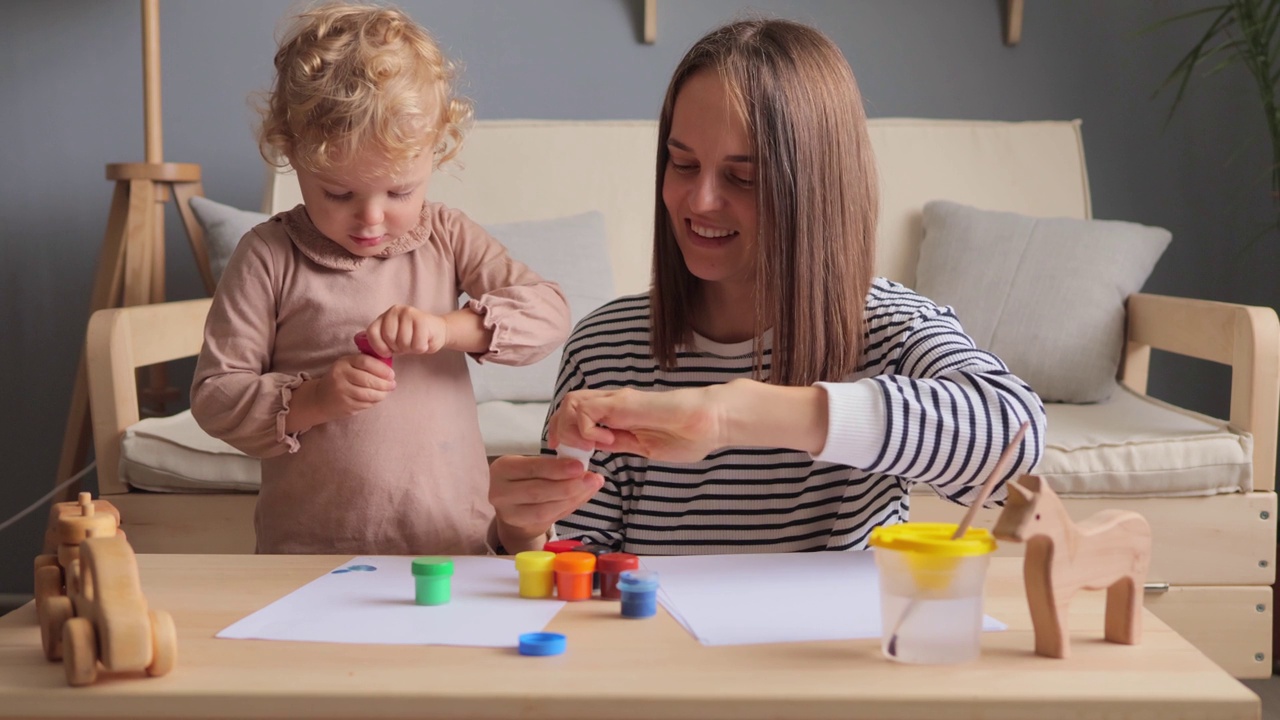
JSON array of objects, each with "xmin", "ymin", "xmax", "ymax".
[{"xmin": 411, "ymin": 557, "xmax": 454, "ymax": 606}]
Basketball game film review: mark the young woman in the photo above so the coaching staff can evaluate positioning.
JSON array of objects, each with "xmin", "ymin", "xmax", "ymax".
[{"xmin": 488, "ymin": 18, "xmax": 1045, "ymax": 555}]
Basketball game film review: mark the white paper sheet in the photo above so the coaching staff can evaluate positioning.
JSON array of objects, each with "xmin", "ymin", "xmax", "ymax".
[
  {"xmin": 641, "ymin": 553, "xmax": 1006, "ymax": 646},
  {"xmin": 217, "ymin": 556, "xmax": 563, "ymax": 647}
]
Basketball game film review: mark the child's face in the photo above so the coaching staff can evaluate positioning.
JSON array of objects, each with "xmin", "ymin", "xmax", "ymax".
[
  {"xmin": 294, "ymin": 150, "xmax": 435, "ymax": 257},
  {"xmin": 662, "ymin": 69, "xmax": 758, "ymax": 291}
]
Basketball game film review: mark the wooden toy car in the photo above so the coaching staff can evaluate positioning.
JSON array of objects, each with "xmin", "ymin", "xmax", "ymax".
[
  {"xmin": 58, "ymin": 533, "xmax": 177, "ymax": 686},
  {"xmin": 34, "ymin": 492, "xmax": 122, "ymax": 660}
]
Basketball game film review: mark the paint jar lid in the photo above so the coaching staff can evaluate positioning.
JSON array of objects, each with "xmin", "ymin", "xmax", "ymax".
[
  {"xmin": 518, "ymin": 632, "xmax": 566, "ymax": 656},
  {"xmin": 552, "ymin": 551, "xmax": 596, "ymax": 573},
  {"xmin": 597, "ymin": 552, "xmax": 640, "ymax": 574},
  {"xmin": 868, "ymin": 522, "xmax": 996, "ymax": 557},
  {"xmin": 572, "ymin": 544, "xmax": 613, "ymax": 559},
  {"xmin": 514, "ymin": 550, "xmax": 556, "ymax": 572},
  {"xmin": 543, "ymin": 539, "xmax": 584, "ymax": 554},
  {"xmin": 411, "ymin": 557, "xmax": 454, "ymax": 577},
  {"xmin": 617, "ymin": 569, "xmax": 659, "ymax": 593}
]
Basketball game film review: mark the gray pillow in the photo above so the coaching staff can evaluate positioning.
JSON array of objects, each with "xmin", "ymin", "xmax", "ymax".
[
  {"xmin": 188, "ymin": 196, "xmax": 268, "ymax": 285},
  {"xmin": 916, "ymin": 200, "xmax": 1170, "ymax": 404}
]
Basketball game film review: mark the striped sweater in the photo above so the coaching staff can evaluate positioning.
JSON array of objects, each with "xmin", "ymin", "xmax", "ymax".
[{"xmin": 548, "ymin": 278, "xmax": 1046, "ymax": 554}]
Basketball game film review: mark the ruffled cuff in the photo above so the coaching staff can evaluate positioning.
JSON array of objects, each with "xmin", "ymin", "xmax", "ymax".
[
  {"xmin": 811, "ymin": 380, "xmax": 886, "ymax": 469},
  {"xmin": 273, "ymin": 372, "xmax": 311, "ymax": 454},
  {"xmin": 464, "ymin": 297, "xmax": 507, "ymax": 363}
]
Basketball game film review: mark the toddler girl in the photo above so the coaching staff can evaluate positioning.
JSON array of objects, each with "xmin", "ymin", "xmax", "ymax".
[{"xmin": 192, "ymin": 2, "xmax": 570, "ymax": 555}]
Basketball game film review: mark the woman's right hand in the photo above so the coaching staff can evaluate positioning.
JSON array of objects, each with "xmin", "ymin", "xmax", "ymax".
[{"xmin": 489, "ymin": 455, "xmax": 604, "ymax": 554}]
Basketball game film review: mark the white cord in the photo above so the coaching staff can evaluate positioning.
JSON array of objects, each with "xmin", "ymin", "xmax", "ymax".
[{"xmin": 0, "ymin": 461, "xmax": 97, "ymax": 534}]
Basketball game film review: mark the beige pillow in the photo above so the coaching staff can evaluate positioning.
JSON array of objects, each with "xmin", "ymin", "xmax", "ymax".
[{"xmin": 916, "ymin": 201, "xmax": 1170, "ymax": 403}]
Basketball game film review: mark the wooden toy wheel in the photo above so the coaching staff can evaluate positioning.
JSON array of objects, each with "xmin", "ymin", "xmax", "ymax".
[
  {"xmin": 146, "ymin": 610, "xmax": 177, "ymax": 677},
  {"xmin": 34, "ymin": 564, "xmax": 63, "ymax": 605},
  {"xmin": 62, "ymin": 617, "xmax": 98, "ymax": 687},
  {"xmin": 39, "ymin": 595, "xmax": 74, "ymax": 661}
]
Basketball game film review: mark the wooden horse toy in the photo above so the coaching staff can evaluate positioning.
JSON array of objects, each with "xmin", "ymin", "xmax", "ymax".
[{"xmin": 992, "ymin": 474, "xmax": 1152, "ymax": 659}]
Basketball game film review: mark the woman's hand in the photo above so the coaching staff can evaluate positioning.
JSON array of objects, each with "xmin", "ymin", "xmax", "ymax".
[
  {"xmin": 365, "ymin": 305, "xmax": 449, "ymax": 357},
  {"xmin": 488, "ymin": 455, "xmax": 604, "ymax": 554},
  {"xmin": 549, "ymin": 386, "xmax": 728, "ymax": 463}
]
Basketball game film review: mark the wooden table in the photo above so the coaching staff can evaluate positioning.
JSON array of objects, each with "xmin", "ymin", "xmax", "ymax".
[{"xmin": 0, "ymin": 555, "xmax": 1260, "ymax": 720}]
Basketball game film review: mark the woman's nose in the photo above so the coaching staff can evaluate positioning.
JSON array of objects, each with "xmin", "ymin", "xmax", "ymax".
[{"xmin": 689, "ymin": 174, "xmax": 723, "ymax": 213}]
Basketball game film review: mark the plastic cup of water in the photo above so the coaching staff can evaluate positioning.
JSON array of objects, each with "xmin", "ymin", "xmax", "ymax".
[{"xmin": 868, "ymin": 522, "xmax": 996, "ymax": 664}]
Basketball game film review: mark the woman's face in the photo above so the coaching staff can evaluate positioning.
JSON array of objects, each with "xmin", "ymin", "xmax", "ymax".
[{"xmin": 662, "ymin": 70, "xmax": 758, "ymax": 290}]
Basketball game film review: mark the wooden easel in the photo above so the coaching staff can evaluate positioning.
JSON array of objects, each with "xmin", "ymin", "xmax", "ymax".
[{"xmin": 54, "ymin": 0, "xmax": 214, "ymax": 504}]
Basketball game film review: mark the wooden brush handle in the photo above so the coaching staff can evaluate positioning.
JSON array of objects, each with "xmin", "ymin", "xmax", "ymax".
[{"xmin": 952, "ymin": 421, "xmax": 1030, "ymax": 540}]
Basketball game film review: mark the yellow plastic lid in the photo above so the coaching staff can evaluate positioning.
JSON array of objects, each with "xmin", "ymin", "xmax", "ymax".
[
  {"xmin": 868, "ymin": 522, "xmax": 996, "ymax": 557},
  {"xmin": 514, "ymin": 550, "xmax": 556, "ymax": 572}
]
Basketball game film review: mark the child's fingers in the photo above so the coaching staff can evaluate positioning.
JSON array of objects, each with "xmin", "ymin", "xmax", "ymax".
[{"xmin": 349, "ymin": 354, "xmax": 396, "ymax": 381}]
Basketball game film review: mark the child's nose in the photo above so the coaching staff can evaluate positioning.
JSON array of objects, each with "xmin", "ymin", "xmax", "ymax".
[{"xmin": 356, "ymin": 201, "xmax": 384, "ymax": 227}]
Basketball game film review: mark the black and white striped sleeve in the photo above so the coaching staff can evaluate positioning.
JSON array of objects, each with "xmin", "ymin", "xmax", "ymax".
[{"xmin": 828, "ymin": 301, "xmax": 1045, "ymax": 507}]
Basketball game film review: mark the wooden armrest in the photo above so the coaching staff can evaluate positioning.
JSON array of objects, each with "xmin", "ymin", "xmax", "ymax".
[
  {"xmin": 85, "ymin": 298, "xmax": 213, "ymax": 495},
  {"xmin": 1122, "ymin": 292, "xmax": 1280, "ymax": 491}
]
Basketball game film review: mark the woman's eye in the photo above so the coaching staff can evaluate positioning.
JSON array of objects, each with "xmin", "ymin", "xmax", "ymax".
[
  {"xmin": 729, "ymin": 174, "xmax": 754, "ymax": 188},
  {"xmin": 323, "ymin": 191, "xmax": 352, "ymax": 201},
  {"xmin": 669, "ymin": 160, "xmax": 696, "ymax": 173}
]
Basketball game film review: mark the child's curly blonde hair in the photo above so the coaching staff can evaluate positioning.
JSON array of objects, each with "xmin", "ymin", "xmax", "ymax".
[{"xmin": 258, "ymin": 2, "xmax": 472, "ymax": 175}]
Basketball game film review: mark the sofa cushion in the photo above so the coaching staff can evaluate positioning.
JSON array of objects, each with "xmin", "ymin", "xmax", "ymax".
[
  {"xmin": 120, "ymin": 410, "xmax": 260, "ymax": 493},
  {"xmin": 916, "ymin": 200, "xmax": 1170, "ymax": 403},
  {"xmin": 119, "ymin": 401, "xmax": 552, "ymax": 492},
  {"xmin": 1035, "ymin": 385, "xmax": 1252, "ymax": 497},
  {"xmin": 125, "ymin": 388, "xmax": 1249, "ymax": 499}
]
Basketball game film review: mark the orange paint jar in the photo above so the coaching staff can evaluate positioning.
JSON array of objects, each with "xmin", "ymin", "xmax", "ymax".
[{"xmin": 553, "ymin": 551, "xmax": 596, "ymax": 601}]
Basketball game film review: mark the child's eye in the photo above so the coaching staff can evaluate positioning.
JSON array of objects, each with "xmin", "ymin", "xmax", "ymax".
[
  {"xmin": 323, "ymin": 191, "xmax": 352, "ymax": 201},
  {"xmin": 389, "ymin": 191, "xmax": 413, "ymax": 200}
]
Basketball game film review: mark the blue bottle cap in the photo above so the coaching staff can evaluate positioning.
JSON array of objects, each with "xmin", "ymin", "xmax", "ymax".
[
  {"xmin": 618, "ymin": 569, "xmax": 660, "ymax": 593},
  {"xmin": 518, "ymin": 632, "xmax": 567, "ymax": 656}
]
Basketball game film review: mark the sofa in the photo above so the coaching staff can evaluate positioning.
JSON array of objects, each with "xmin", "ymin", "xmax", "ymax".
[{"xmin": 84, "ymin": 118, "xmax": 1278, "ymax": 677}]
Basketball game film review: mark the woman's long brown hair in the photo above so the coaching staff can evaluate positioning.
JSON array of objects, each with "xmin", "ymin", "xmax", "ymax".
[{"xmin": 650, "ymin": 19, "xmax": 879, "ymax": 386}]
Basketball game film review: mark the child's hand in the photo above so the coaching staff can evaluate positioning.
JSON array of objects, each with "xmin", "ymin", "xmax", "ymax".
[
  {"xmin": 364, "ymin": 305, "xmax": 449, "ymax": 357},
  {"xmin": 315, "ymin": 354, "xmax": 397, "ymax": 418}
]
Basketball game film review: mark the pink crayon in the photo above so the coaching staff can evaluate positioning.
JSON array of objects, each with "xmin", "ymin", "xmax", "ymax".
[{"xmin": 354, "ymin": 331, "xmax": 393, "ymax": 367}]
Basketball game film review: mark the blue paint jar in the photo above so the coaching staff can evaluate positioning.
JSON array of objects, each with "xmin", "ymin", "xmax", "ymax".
[{"xmin": 617, "ymin": 569, "xmax": 659, "ymax": 619}]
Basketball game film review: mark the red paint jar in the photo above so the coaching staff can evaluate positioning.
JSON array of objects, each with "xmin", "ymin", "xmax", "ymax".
[{"xmin": 596, "ymin": 552, "xmax": 640, "ymax": 600}]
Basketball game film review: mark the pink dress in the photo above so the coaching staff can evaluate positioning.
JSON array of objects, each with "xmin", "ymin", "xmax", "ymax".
[{"xmin": 191, "ymin": 202, "xmax": 571, "ymax": 554}]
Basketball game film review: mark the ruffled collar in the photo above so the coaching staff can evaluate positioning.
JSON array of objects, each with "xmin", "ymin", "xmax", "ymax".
[{"xmin": 276, "ymin": 204, "xmax": 433, "ymax": 271}]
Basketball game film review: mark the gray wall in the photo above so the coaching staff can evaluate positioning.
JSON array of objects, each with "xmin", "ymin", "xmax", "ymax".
[{"xmin": 2, "ymin": 0, "xmax": 1274, "ymax": 598}]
